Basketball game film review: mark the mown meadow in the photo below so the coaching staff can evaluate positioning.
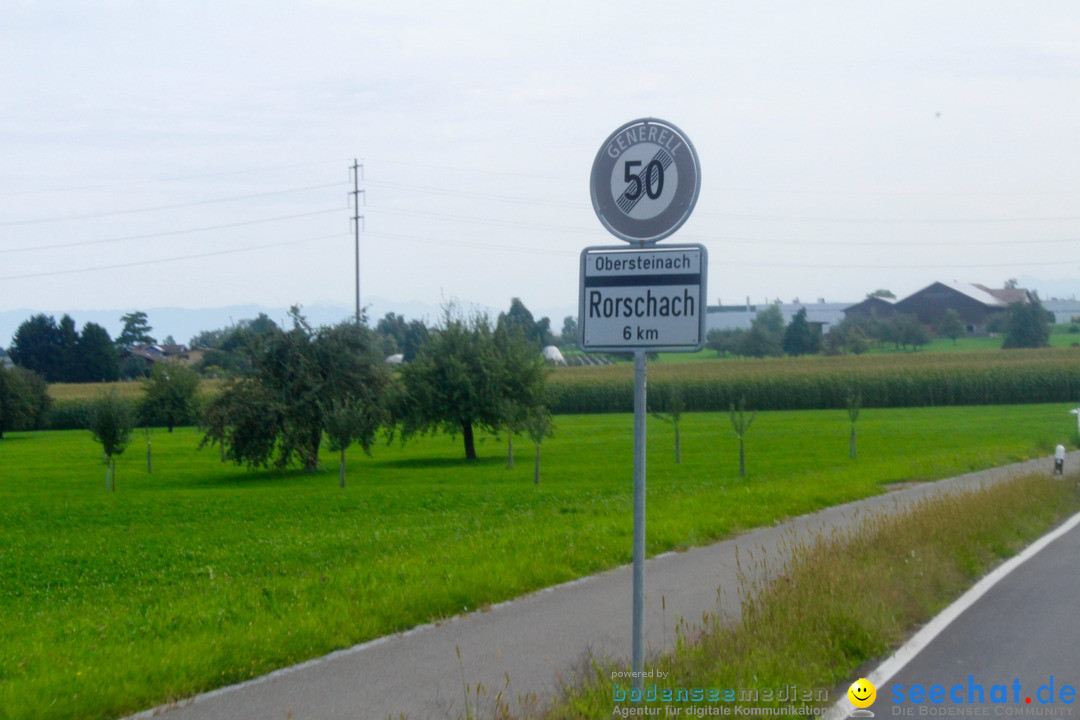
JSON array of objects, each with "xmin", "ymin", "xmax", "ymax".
[{"xmin": 1, "ymin": 402, "xmax": 1076, "ymax": 719}]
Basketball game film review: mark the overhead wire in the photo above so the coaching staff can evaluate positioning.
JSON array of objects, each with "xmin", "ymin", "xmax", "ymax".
[
  {"xmin": 0, "ymin": 233, "xmax": 347, "ymax": 281},
  {"xmin": 0, "ymin": 159, "xmax": 342, "ymax": 197},
  {"xmin": 3, "ymin": 157, "xmax": 1077, "ymax": 282},
  {"xmin": 0, "ymin": 181, "xmax": 347, "ymax": 227},
  {"xmin": 0, "ymin": 208, "xmax": 343, "ymax": 254}
]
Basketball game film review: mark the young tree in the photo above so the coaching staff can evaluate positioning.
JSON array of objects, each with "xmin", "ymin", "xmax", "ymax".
[
  {"xmin": 525, "ymin": 406, "xmax": 553, "ymax": 485},
  {"xmin": 847, "ymin": 390, "xmax": 861, "ymax": 459},
  {"xmin": 323, "ymin": 397, "xmax": 381, "ymax": 487},
  {"xmin": 88, "ymin": 390, "xmax": 134, "ymax": 491},
  {"xmin": 141, "ymin": 360, "xmax": 201, "ymax": 432},
  {"xmin": 729, "ymin": 397, "xmax": 756, "ymax": 478},
  {"xmin": 651, "ymin": 382, "xmax": 685, "ymax": 464}
]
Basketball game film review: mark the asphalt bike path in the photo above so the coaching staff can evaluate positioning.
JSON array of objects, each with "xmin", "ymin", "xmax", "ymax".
[{"xmin": 128, "ymin": 452, "xmax": 1079, "ymax": 720}]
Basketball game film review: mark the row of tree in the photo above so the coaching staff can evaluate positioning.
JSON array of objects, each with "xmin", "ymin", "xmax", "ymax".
[
  {"xmin": 706, "ymin": 297, "xmax": 1055, "ymax": 359},
  {"xmin": 6, "ymin": 311, "xmax": 161, "ymax": 383},
  {"xmin": 75, "ymin": 304, "xmax": 553, "ymax": 489}
]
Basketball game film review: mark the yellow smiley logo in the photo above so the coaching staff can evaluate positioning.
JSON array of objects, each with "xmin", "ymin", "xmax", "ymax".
[{"xmin": 848, "ymin": 678, "xmax": 877, "ymax": 708}]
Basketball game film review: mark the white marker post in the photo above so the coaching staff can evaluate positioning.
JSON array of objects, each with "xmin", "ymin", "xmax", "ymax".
[{"xmin": 582, "ymin": 118, "xmax": 703, "ymax": 690}]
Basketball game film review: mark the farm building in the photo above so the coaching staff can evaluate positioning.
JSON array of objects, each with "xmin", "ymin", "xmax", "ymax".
[
  {"xmin": 705, "ymin": 301, "xmax": 850, "ymax": 334},
  {"xmin": 892, "ymin": 281, "xmax": 1031, "ymax": 333},
  {"xmin": 1044, "ymin": 298, "xmax": 1080, "ymax": 324},
  {"xmin": 842, "ymin": 295, "xmax": 897, "ymax": 320}
]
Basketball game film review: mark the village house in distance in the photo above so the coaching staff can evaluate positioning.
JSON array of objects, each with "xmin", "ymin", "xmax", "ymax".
[{"xmin": 705, "ymin": 281, "xmax": 1080, "ymax": 336}]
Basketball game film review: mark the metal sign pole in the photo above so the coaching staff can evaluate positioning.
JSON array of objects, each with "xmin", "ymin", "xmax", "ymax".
[
  {"xmin": 584, "ymin": 118, "xmax": 702, "ymax": 696},
  {"xmin": 632, "ymin": 348, "xmax": 647, "ymax": 690}
]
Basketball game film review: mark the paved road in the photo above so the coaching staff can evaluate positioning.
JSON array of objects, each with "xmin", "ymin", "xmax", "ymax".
[
  {"xmin": 127, "ymin": 453, "xmax": 1078, "ymax": 720},
  {"xmin": 871, "ymin": 509, "xmax": 1080, "ymax": 715}
]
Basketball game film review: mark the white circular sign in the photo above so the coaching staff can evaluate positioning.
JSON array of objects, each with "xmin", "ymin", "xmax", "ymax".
[{"xmin": 590, "ymin": 118, "xmax": 700, "ymax": 244}]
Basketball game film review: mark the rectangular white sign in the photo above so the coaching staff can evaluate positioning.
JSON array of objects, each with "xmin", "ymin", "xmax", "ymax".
[{"xmin": 578, "ymin": 244, "xmax": 707, "ymax": 352}]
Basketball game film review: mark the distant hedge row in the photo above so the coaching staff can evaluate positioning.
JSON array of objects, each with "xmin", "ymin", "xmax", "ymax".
[
  {"xmin": 36, "ymin": 349, "xmax": 1080, "ymax": 429},
  {"xmin": 43, "ymin": 397, "xmax": 205, "ymax": 431},
  {"xmin": 546, "ymin": 348, "xmax": 1080, "ymax": 414}
]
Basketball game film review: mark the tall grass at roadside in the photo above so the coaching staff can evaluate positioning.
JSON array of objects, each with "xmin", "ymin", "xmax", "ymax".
[{"xmin": 517, "ymin": 473, "xmax": 1080, "ymax": 719}]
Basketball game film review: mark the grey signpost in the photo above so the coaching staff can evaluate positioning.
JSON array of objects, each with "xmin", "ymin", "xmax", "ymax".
[{"xmin": 580, "ymin": 118, "xmax": 703, "ymax": 691}]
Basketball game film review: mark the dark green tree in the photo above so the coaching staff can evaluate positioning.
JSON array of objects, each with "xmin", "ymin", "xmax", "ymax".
[
  {"xmin": 782, "ymin": 308, "xmax": 821, "ymax": 356},
  {"xmin": 77, "ymin": 322, "xmax": 119, "ymax": 382},
  {"xmin": 115, "ymin": 311, "xmax": 155, "ymax": 350},
  {"xmin": 57, "ymin": 315, "xmax": 80, "ymax": 382},
  {"xmin": 192, "ymin": 314, "xmax": 280, "ymax": 376},
  {"xmin": 202, "ymin": 309, "xmax": 389, "ymax": 472},
  {"xmin": 497, "ymin": 298, "xmax": 553, "ymax": 349},
  {"xmin": 141, "ymin": 360, "xmax": 201, "ymax": 432},
  {"xmin": 375, "ymin": 312, "xmax": 408, "ymax": 357},
  {"xmin": 0, "ymin": 365, "xmax": 50, "ymax": 439},
  {"xmin": 9, "ymin": 314, "xmax": 62, "ymax": 381},
  {"xmin": 88, "ymin": 390, "xmax": 135, "ymax": 491},
  {"xmin": 401, "ymin": 320, "xmax": 430, "ymax": 362},
  {"xmin": 1002, "ymin": 297, "xmax": 1052, "ymax": 349}
]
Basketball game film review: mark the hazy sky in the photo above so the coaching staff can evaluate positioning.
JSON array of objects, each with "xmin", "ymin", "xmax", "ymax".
[{"xmin": 3, "ymin": 1, "xmax": 1079, "ymax": 332}]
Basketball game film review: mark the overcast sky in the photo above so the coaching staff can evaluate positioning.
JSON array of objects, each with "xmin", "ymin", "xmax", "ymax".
[{"xmin": 2, "ymin": 1, "xmax": 1079, "ymax": 339}]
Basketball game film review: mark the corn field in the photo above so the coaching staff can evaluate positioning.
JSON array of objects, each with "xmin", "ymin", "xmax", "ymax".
[{"xmin": 548, "ymin": 348, "xmax": 1080, "ymax": 414}]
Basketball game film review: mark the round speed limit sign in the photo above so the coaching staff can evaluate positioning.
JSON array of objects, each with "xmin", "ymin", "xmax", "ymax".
[{"xmin": 590, "ymin": 118, "xmax": 700, "ymax": 244}]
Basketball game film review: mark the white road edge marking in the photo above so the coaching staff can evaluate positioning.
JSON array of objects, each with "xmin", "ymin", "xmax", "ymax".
[{"xmin": 825, "ymin": 508, "xmax": 1080, "ymax": 720}]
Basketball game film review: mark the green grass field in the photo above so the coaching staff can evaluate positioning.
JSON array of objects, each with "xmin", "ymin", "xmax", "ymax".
[{"xmin": 1, "ymin": 405, "xmax": 1077, "ymax": 719}]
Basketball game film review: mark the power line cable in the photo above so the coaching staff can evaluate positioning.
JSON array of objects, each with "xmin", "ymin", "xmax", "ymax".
[
  {"xmin": 0, "ymin": 181, "xmax": 347, "ymax": 227},
  {"xmin": 363, "ymin": 229, "xmax": 1077, "ymax": 268},
  {"xmin": 364, "ymin": 203, "xmax": 1080, "ymax": 248},
  {"xmin": 0, "ymin": 233, "xmax": 346, "ymax": 281},
  {"xmin": 0, "ymin": 160, "xmax": 341, "ymax": 197},
  {"xmin": 0, "ymin": 208, "xmax": 342, "ymax": 254}
]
